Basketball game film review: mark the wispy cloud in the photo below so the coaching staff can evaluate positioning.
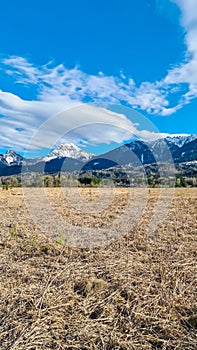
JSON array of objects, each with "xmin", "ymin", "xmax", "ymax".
[
  {"xmin": 0, "ymin": 58, "xmax": 171, "ymax": 151},
  {"xmin": 160, "ymin": 0, "xmax": 197, "ymax": 111},
  {"xmin": 24, "ymin": 105, "xmax": 159, "ymax": 152},
  {"xmin": 0, "ymin": 91, "xmax": 173, "ymax": 152},
  {"xmin": 1, "ymin": 56, "xmax": 170, "ymax": 112}
]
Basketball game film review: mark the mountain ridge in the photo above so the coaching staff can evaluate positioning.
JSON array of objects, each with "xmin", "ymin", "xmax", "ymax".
[{"xmin": 0, "ymin": 134, "xmax": 196, "ymax": 175}]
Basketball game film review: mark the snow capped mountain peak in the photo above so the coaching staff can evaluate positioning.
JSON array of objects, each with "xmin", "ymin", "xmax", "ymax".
[
  {"xmin": 1, "ymin": 150, "xmax": 23, "ymax": 166},
  {"xmin": 165, "ymin": 134, "xmax": 197, "ymax": 148},
  {"xmin": 44, "ymin": 143, "xmax": 94, "ymax": 162},
  {"xmin": 0, "ymin": 135, "xmax": 196, "ymax": 173},
  {"xmin": 58, "ymin": 143, "xmax": 80, "ymax": 150},
  {"xmin": 144, "ymin": 134, "xmax": 197, "ymax": 155}
]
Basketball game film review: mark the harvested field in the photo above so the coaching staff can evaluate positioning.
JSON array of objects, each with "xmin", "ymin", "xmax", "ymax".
[{"xmin": 0, "ymin": 187, "xmax": 197, "ymax": 349}]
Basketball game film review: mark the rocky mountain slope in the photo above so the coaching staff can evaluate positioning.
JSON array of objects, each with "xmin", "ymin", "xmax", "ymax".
[
  {"xmin": 43, "ymin": 143, "xmax": 93, "ymax": 162},
  {"xmin": 0, "ymin": 135, "xmax": 196, "ymax": 175}
]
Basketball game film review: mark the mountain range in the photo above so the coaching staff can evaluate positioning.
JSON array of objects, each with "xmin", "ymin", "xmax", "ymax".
[{"xmin": 0, "ymin": 135, "xmax": 196, "ymax": 176}]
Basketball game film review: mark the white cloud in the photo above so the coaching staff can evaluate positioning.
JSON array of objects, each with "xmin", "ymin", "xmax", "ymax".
[
  {"xmin": 0, "ymin": 93, "xmax": 174, "ymax": 152},
  {"xmin": 25, "ymin": 105, "xmax": 136, "ymax": 151},
  {"xmin": 1, "ymin": 57, "xmax": 171, "ymax": 120},
  {"xmin": 161, "ymin": 0, "xmax": 197, "ymax": 103},
  {"xmin": 0, "ymin": 58, "xmax": 171, "ymax": 151},
  {"xmin": 0, "ymin": 0, "xmax": 196, "ymax": 151}
]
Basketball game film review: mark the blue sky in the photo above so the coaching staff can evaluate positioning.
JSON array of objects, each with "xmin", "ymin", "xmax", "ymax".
[{"xmin": 0, "ymin": 0, "xmax": 196, "ymax": 156}]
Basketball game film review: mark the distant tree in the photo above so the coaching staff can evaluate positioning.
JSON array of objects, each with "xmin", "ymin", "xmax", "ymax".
[
  {"xmin": 175, "ymin": 176, "xmax": 186, "ymax": 187},
  {"xmin": 44, "ymin": 175, "xmax": 52, "ymax": 187},
  {"xmin": 148, "ymin": 176, "xmax": 155, "ymax": 188},
  {"xmin": 2, "ymin": 177, "xmax": 19, "ymax": 189},
  {"xmin": 10, "ymin": 177, "xmax": 19, "ymax": 187},
  {"xmin": 91, "ymin": 177, "xmax": 102, "ymax": 187},
  {"xmin": 78, "ymin": 177, "xmax": 92, "ymax": 186},
  {"xmin": 51, "ymin": 173, "xmax": 61, "ymax": 187},
  {"xmin": 185, "ymin": 177, "xmax": 197, "ymax": 187},
  {"xmin": 57, "ymin": 172, "xmax": 61, "ymax": 187}
]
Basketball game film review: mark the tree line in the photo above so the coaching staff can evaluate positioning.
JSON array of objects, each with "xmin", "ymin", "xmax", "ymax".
[{"xmin": 0, "ymin": 173, "xmax": 197, "ymax": 189}]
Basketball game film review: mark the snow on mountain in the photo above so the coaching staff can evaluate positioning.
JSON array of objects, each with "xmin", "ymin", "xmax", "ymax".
[
  {"xmin": 137, "ymin": 134, "xmax": 197, "ymax": 163},
  {"xmin": 0, "ymin": 135, "xmax": 196, "ymax": 173},
  {"xmin": 165, "ymin": 134, "xmax": 197, "ymax": 148},
  {"xmin": 101, "ymin": 134, "xmax": 197, "ymax": 167},
  {"xmin": 43, "ymin": 143, "xmax": 94, "ymax": 162},
  {"xmin": 185, "ymin": 160, "xmax": 197, "ymax": 165},
  {"xmin": 0, "ymin": 150, "xmax": 23, "ymax": 166},
  {"xmin": 147, "ymin": 134, "xmax": 197, "ymax": 151}
]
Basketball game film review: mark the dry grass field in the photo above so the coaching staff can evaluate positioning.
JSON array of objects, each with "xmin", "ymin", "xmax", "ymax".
[{"xmin": 0, "ymin": 187, "xmax": 197, "ymax": 349}]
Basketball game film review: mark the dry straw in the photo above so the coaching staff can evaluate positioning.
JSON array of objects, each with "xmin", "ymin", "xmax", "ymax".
[{"xmin": 0, "ymin": 188, "xmax": 197, "ymax": 349}]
